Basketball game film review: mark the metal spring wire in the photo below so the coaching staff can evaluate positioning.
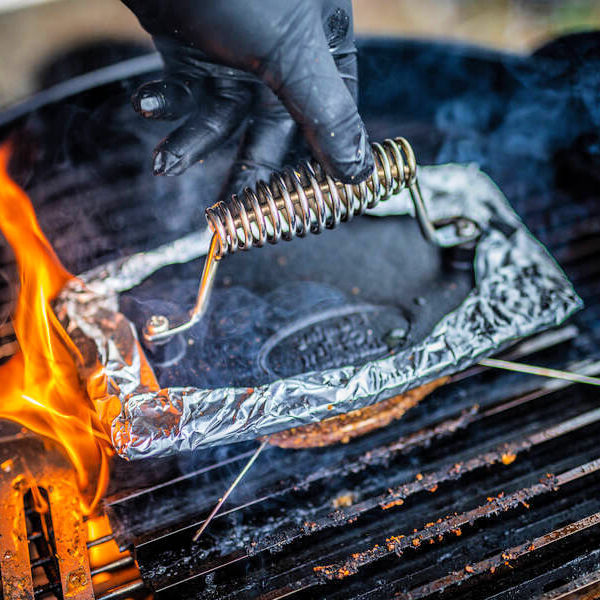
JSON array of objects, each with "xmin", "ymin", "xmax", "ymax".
[{"xmin": 206, "ymin": 137, "xmax": 417, "ymax": 258}]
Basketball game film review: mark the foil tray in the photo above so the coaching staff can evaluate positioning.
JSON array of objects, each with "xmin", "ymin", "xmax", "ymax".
[{"xmin": 56, "ymin": 163, "xmax": 582, "ymax": 459}]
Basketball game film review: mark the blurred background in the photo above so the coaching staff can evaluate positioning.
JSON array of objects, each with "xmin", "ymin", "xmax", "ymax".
[{"xmin": 1, "ymin": 0, "xmax": 600, "ymax": 107}]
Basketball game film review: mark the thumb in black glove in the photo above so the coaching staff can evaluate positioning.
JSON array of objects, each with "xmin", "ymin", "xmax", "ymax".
[{"xmin": 121, "ymin": 0, "xmax": 373, "ymax": 195}]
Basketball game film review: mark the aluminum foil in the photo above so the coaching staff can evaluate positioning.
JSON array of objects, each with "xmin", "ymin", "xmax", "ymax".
[{"xmin": 56, "ymin": 164, "xmax": 582, "ymax": 459}]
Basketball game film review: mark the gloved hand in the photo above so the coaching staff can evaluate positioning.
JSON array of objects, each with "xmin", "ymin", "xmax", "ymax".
[{"xmin": 121, "ymin": 0, "xmax": 373, "ymax": 198}]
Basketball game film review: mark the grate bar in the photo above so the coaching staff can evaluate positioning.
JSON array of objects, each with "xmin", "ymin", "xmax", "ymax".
[
  {"xmin": 394, "ymin": 512, "xmax": 600, "ymax": 600},
  {"xmin": 251, "ymin": 408, "xmax": 600, "ymax": 556},
  {"xmin": 539, "ymin": 568, "xmax": 600, "ymax": 600},
  {"xmin": 90, "ymin": 556, "xmax": 135, "ymax": 577},
  {"xmin": 95, "ymin": 579, "xmax": 146, "ymax": 600},
  {"xmin": 86, "ymin": 534, "xmax": 114, "ymax": 548},
  {"xmin": 108, "ymin": 446, "xmax": 262, "ymax": 508},
  {"xmin": 310, "ymin": 458, "xmax": 600, "ymax": 583}
]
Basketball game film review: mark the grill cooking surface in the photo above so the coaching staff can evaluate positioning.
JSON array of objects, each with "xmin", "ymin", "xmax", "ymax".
[{"xmin": 1, "ymin": 36, "xmax": 600, "ymax": 599}]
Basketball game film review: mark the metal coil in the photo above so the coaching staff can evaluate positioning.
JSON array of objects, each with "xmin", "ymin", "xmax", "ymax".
[{"xmin": 206, "ymin": 137, "xmax": 418, "ymax": 258}]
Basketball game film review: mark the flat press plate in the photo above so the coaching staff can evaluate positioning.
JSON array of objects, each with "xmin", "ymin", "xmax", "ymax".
[{"xmin": 121, "ymin": 214, "xmax": 473, "ymax": 388}]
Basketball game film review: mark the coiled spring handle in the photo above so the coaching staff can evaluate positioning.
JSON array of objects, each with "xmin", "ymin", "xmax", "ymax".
[{"xmin": 143, "ymin": 137, "xmax": 480, "ymax": 344}]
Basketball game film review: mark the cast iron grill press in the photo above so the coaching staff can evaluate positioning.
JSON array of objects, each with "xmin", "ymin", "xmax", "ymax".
[
  {"xmin": 142, "ymin": 137, "xmax": 480, "ymax": 344},
  {"xmin": 58, "ymin": 133, "xmax": 582, "ymax": 459}
]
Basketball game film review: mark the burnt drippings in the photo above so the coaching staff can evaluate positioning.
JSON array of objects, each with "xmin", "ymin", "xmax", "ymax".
[
  {"xmin": 311, "ymin": 459, "xmax": 593, "ymax": 583},
  {"xmin": 249, "ymin": 406, "xmax": 600, "ymax": 558}
]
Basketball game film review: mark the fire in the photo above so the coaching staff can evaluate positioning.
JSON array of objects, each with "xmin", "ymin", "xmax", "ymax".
[{"xmin": 0, "ymin": 144, "xmax": 113, "ymax": 513}]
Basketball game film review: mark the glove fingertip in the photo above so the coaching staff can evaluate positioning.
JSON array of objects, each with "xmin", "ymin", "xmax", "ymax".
[
  {"xmin": 153, "ymin": 148, "xmax": 187, "ymax": 176},
  {"xmin": 315, "ymin": 121, "xmax": 374, "ymax": 184}
]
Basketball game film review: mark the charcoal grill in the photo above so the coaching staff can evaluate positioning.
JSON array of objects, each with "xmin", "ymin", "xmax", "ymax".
[{"xmin": 1, "ymin": 33, "xmax": 600, "ymax": 599}]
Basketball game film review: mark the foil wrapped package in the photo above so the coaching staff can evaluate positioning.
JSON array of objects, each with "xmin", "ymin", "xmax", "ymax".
[{"xmin": 55, "ymin": 164, "xmax": 582, "ymax": 459}]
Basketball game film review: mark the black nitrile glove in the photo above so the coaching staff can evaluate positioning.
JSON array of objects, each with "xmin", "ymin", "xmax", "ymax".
[{"xmin": 121, "ymin": 0, "xmax": 373, "ymax": 197}]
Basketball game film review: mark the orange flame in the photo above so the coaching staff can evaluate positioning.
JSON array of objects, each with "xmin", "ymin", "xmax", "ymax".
[{"xmin": 0, "ymin": 144, "xmax": 113, "ymax": 513}]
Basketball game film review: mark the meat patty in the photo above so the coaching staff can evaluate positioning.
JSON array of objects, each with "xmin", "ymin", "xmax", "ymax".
[{"xmin": 268, "ymin": 377, "xmax": 448, "ymax": 448}]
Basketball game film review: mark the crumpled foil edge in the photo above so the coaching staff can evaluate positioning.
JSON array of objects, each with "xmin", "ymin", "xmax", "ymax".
[{"xmin": 56, "ymin": 164, "xmax": 583, "ymax": 459}]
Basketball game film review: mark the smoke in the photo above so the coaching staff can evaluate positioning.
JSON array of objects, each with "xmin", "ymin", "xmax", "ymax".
[{"xmin": 358, "ymin": 32, "xmax": 600, "ymax": 246}]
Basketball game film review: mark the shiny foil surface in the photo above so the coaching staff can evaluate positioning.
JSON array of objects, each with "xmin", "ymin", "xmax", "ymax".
[{"xmin": 56, "ymin": 164, "xmax": 583, "ymax": 459}]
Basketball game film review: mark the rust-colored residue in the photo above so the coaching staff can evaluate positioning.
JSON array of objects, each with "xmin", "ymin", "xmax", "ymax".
[
  {"xmin": 332, "ymin": 492, "xmax": 356, "ymax": 509},
  {"xmin": 313, "ymin": 564, "xmax": 356, "ymax": 580},
  {"xmin": 66, "ymin": 566, "xmax": 88, "ymax": 595},
  {"xmin": 314, "ymin": 544, "xmax": 385, "ymax": 579},
  {"xmin": 268, "ymin": 378, "xmax": 448, "ymax": 448},
  {"xmin": 501, "ymin": 452, "xmax": 517, "ymax": 465},
  {"xmin": 303, "ymin": 521, "xmax": 318, "ymax": 532},
  {"xmin": 385, "ymin": 535, "xmax": 405, "ymax": 551},
  {"xmin": 381, "ymin": 498, "xmax": 404, "ymax": 510}
]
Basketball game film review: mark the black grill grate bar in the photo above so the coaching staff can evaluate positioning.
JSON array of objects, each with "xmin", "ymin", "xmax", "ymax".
[
  {"xmin": 362, "ymin": 514, "xmax": 600, "ymax": 600},
  {"xmin": 94, "ymin": 579, "xmax": 146, "ymax": 600},
  {"xmin": 32, "ymin": 580, "xmax": 62, "ymax": 599},
  {"xmin": 251, "ymin": 460, "xmax": 600, "ymax": 599},
  {"xmin": 553, "ymin": 235, "xmax": 600, "ymax": 266},
  {"xmin": 539, "ymin": 568, "xmax": 600, "ymax": 600},
  {"xmin": 22, "ymin": 147, "xmax": 145, "ymax": 203},
  {"xmin": 539, "ymin": 217, "xmax": 600, "ymax": 253},
  {"xmin": 520, "ymin": 195, "xmax": 598, "ymax": 222},
  {"xmin": 29, "ymin": 555, "xmax": 52, "ymax": 570},
  {"xmin": 564, "ymin": 257, "xmax": 600, "ymax": 285},
  {"xmin": 249, "ymin": 407, "xmax": 600, "ymax": 558},
  {"xmin": 108, "ymin": 447, "xmax": 262, "ymax": 508},
  {"xmin": 90, "ymin": 555, "xmax": 135, "ymax": 577}
]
